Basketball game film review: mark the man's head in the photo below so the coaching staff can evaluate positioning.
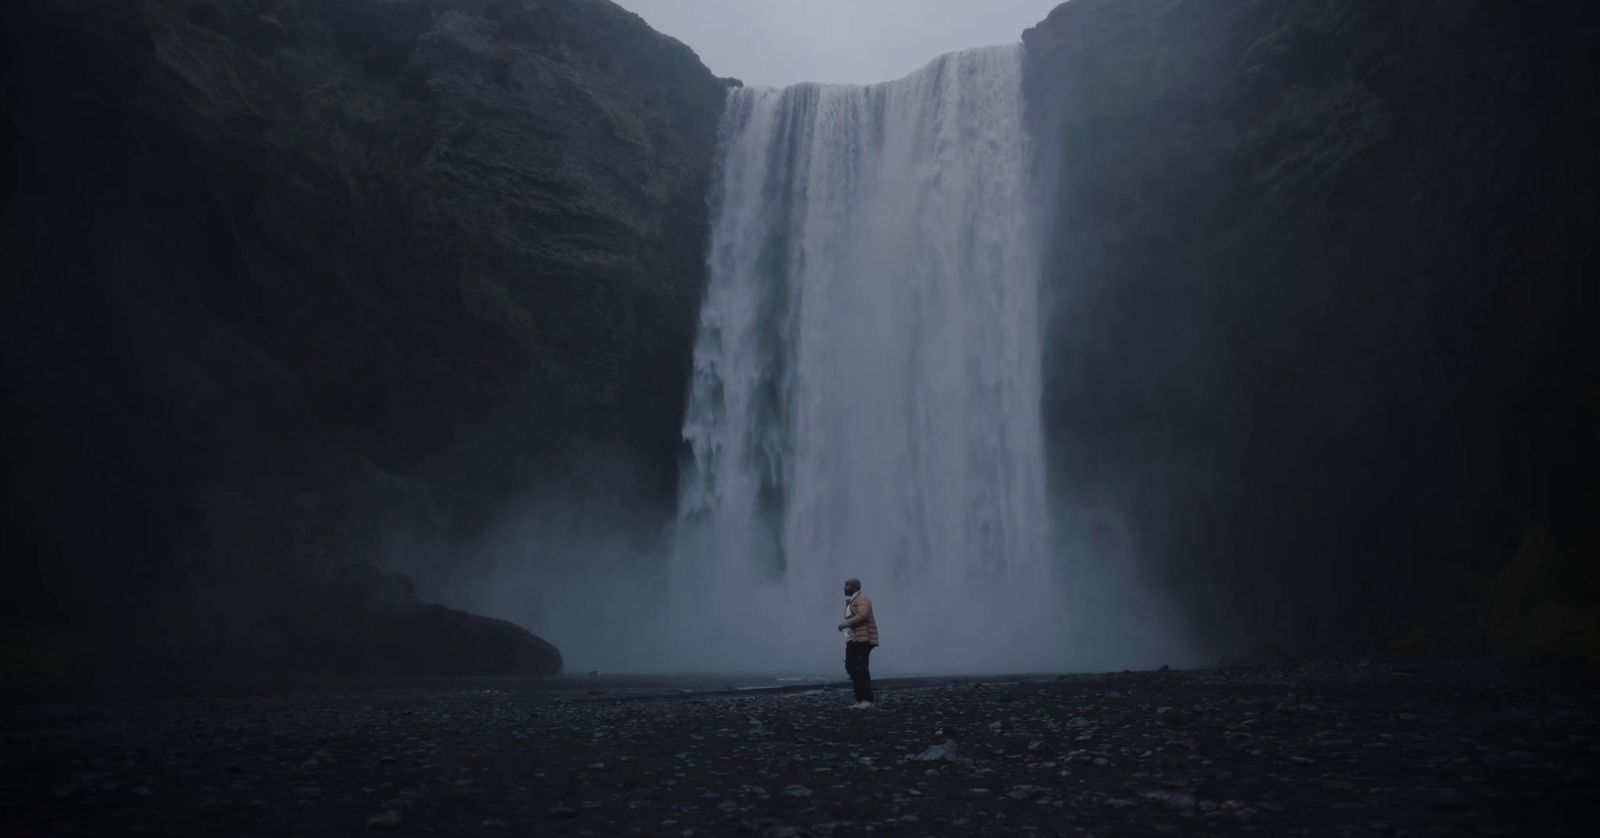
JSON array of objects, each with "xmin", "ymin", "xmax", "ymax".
[{"xmin": 843, "ymin": 578, "xmax": 861, "ymax": 597}]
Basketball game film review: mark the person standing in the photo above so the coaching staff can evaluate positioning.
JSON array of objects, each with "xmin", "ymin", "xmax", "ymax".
[{"xmin": 836, "ymin": 578, "xmax": 879, "ymax": 709}]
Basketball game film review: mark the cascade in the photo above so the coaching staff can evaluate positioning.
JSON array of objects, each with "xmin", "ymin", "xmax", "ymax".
[{"xmin": 672, "ymin": 44, "xmax": 1061, "ymax": 673}]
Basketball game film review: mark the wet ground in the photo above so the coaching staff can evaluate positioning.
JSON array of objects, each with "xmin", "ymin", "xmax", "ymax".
[{"xmin": 3, "ymin": 659, "xmax": 1598, "ymax": 836}]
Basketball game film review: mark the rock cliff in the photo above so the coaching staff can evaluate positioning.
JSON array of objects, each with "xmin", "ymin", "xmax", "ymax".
[
  {"xmin": 6, "ymin": 0, "xmax": 1594, "ymax": 673},
  {"xmin": 1, "ymin": 0, "xmax": 727, "ymax": 674},
  {"xmin": 1024, "ymin": 0, "xmax": 1599, "ymax": 656}
]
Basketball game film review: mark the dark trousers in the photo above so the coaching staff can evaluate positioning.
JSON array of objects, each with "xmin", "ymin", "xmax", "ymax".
[{"xmin": 845, "ymin": 641, "xmax": 874, "ymax": 703}]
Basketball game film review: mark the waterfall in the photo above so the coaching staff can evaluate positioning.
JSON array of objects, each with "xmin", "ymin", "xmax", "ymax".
[{"xmin": 670, "ymin": 44, "xmax": 1063, "ymax": 674}]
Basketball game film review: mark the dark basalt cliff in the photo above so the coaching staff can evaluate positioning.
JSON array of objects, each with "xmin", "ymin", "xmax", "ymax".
[
  {"xmin": 4, "ymin": 0, "xmax": 1595, "ymax": 676},
  {"xmin": 2, "ymin": 0, "xmax": 726, "ymax": 674},
  {"xmin": 1025, "ymin": 0, "xmax": 1599, "ymax": 657}
]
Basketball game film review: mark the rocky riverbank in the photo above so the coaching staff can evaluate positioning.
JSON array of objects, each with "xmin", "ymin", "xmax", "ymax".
[{"xmin": 5, "ymin": 660, "xmax": 1597, "ymax": 835}]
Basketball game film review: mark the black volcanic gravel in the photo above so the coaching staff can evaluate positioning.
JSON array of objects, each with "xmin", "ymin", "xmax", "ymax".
[{"xmin": 3, "ymin": 661, "xmax": 1598, "ymax": 836}]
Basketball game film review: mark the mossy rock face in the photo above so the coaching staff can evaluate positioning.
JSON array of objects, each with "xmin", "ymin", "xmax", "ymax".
[
  {"xmin": 1483, "ymin": 518, "xmax": 1600, "ymax": 660},
  {"xmin": 0, "ymin": 645, "xmax": 70, "ymax": 678},
  {"xmin": 3, "ymin": 0, "xmax": 725, "ymax": 673}
]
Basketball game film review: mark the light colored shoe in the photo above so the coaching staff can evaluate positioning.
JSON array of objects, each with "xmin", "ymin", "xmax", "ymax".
[
  {"xmin": 858, "ymin": 701, "xmax": 874, "ymax": 710},
  {"xmin": 849, "ymin": 701, "xmax": 866, "ymax": 710}
]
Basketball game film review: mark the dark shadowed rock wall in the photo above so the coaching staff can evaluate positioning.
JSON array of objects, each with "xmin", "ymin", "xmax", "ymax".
[
  {"xmin": 7, "ymin": 0, "xmax": 1593, "ymax": 675},
  {"xmin": 1, "ymin": 0, "xmax": 728, "ymax": 674},
  {"xmin": 1024, "ymin": 0, "xmax": 1599, "ymax": 657}
]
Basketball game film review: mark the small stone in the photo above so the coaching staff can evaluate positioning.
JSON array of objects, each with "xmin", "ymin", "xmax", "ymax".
[
  {"xmin": 481, "ymin": 818, "xmax": 507, "ymax": 828},
  {"xmin": 1290, "ymin": 756, "xmax": 1316, "ymax": 766},
  {"xmin": 1008, "ymin": 785, "xmax": 1043, "ymax": 801},
  {"xmin": 1104, "ymin": 798, "xmax": 1136, "ymax": 809},
  {"xmin": 782, "ymin": 785, "xmax": 812, "ymax": 797},
  {"xmin": 366, "ymin": 810, "xmax": 403, "ymax": 828},
  {"xmin": 914, "ymin": 740, "xmax": 961, "ymax": 762},
  {"xmin": 1141, "ymin": 790, "xmax": 1196, "ymax": 810}
]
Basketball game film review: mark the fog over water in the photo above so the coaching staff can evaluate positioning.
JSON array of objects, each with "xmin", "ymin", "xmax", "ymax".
[
  {"xmin": 652, "ymin": 45, "xmax": 1195, "ymax": 675},
  {"xmin": 430, "ymin": 46, "xmax": 1197, "ymax": 676}
]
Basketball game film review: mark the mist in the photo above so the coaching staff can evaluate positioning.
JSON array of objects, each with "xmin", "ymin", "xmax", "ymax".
[
  {"xmin": 409, "ymin": 44, "xmax": 1204, "ymax": 677},
  {"xmin": 9, "ymin": 0, "xmax": 1593, "ymax": 832}
]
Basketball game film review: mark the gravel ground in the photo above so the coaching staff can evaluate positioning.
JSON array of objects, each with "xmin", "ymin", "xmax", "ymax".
[{"xmin": 3, "ymin": 660, "xmax": 1597, "ymax": 836}]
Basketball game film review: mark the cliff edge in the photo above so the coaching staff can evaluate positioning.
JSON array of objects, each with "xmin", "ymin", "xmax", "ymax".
[{"xmin": 1, "ymin": 0, "xmax": 726, "ymax": 674}]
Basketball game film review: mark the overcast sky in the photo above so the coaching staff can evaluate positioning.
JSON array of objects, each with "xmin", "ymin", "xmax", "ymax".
[{"xmin": 613, "ymin": 0, "xmax": 1064, "ymax": 87}]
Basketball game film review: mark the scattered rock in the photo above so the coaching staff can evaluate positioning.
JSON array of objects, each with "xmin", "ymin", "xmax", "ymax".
[
  {"xmin": 913, "ymin": 740, "xmax": 962, "ymax": 762},
  {"xmin": 4, "ymin": 664, "xmax": 1594, "ymax": 837},
  {"xmin": 1008, "ymin": 785, "xmax": 1044, "ymax": 801},
  {"xmin": 1142, "ymin": 790, "xmax": 1196, "ymax": 810}
]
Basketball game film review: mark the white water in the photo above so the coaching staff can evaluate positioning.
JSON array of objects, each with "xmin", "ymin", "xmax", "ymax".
[{"xmin": 664, "ymin": 45, "xmax": 1072, "ymax": 674}]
